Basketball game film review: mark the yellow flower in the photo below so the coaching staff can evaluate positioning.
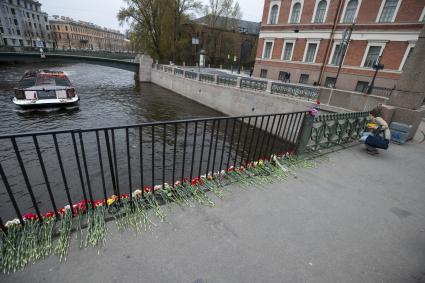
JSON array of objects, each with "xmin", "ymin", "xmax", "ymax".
[{"xmin": 107, "ymin": 195, "xmax": 118, "ymax": 206}]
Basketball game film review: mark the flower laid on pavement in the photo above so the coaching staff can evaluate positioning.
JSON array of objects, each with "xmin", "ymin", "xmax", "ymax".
[{"xmin": 0, "ymin": 152, "xmax": 316, "ymax": 274}]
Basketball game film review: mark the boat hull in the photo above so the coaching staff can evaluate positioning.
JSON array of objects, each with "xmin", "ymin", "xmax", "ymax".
[{"xmin": 13, "ymin": 97, "xmax": 80, "ymax": 109}]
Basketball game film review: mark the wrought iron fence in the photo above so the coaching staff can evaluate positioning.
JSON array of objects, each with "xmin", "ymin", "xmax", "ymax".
[
  {"xmin": 174, "ymin": 68, "xmax": 184, "ymax": 76},
  {"xmin": 271, "ymin": 82, "xmax": 319, "ymax": 100},
  {"xmin": 164, "ymin": 66, "xmax": 174, "ymax": 73},
  {"xmin": 0, "ymin": 112, "xmax": 307, "ymax": 222},
  {"xmin": 366, "ymin": 86, "xmax": 394, "ymax": 98},
  {"xmin": 217, "ymin": 76, "xmax": 238, "ymax": 87},
  {"xmin": 0, "ymin": 47, "xmax": 138, "ymax": 60},
  {"xmin": 184, "ymin": 71, "xmax": 197, "ymax": 80},
  {"xmin": 240, "ymin": 78, "xmax": 268, "ymax": 91},
  {"xmin": 199, "ymin": 73, "xmax": 215, "ymax": 83},
  {"xmin": 297, "ymin": 112, "xmax": 370, "ymax": 153}
]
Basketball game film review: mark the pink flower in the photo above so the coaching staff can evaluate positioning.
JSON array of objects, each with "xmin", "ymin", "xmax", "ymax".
[{"xmin": 308, "ymin": 107, "xmax": 319, "ymax": 117}]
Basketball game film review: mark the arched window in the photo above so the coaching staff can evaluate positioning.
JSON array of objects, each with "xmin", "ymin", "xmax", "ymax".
[
  {"xmin": 269, "ymin": 4, "xmax": 279, "ymax": 24},
  {"xmin": 314, "ymin": 0, "xmax": 327, "ymax": 23},
  {"xmin": 342, "ymin": 0, "xmax": 358, "ymax": 23},
  {"xmin": 290, "ymin": 2, "xmax": 302, "ymax": 23}
]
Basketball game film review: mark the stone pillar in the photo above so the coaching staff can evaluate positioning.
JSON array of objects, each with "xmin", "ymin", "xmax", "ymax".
[
  {"xmin": 138, "ymin": 54, "xmax": 153, "ymax": 82},
  {"xmin": 388, "ymin": 27, "xmax": 425, "ymax": 110},
  {"xmin": 295, "ymin": 115, "xmax": 314, "ymax": 155},
  {"xmin": 384, "ymin": 25, "xmax": 425, "ymax": 139},
  {"xmin": 266, "ymin": 81, "xmax": 273, "ymax": 93},
  {"xmin": 236, "ymin": 77, "xmax": 242, "ymax": 88}
]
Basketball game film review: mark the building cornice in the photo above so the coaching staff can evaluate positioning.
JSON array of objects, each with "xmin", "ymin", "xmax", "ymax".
[
  {"xmin": 260, "ymin": 23, "xmax": 425, "ymax": 32},
  {"xmin": 259, "ymin": 29, "xmax": 421, "ymax": 42}
]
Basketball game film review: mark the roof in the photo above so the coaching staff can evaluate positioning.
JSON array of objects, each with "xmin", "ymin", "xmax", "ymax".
[
  {"xmin": 194, "ymin": 16, "xmax": 260, "ymax": 35},
  {"xmin": 49, "ymin": 15, "xmax": 124, "ymax": 35}
]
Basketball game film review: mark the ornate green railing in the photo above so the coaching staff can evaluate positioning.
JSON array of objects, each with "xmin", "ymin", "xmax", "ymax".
[
  {"xmin": 297, "ymin": 111, "xmax": 370, "ymax": 154},
  {"xmin": 217, "ymin": 76, "xmax": 238, "ymax": 87},
  {"xmin": 164, "ymin": 66, "xmax": 173, "ymax": 73},
  {"xmin": 184, "ymin": 70, "xmax": 197, "ymax": 80},
  {"xmin": 240, "ymin": 78, "xmax": 267, "ymax": 91},
  {"xmin": 199, "ymin": 73, "xmax": 215, "ymax": 83},
  {"xmin": 271, "ymin": 82, "xmax": 319, "ymax": 100},
  {"xmin": 174, "ymin": 68, "xmax": 184, "ymax": 76}
]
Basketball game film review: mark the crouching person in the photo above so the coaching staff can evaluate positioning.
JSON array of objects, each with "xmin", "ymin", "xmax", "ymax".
[{"xmin": 361, "ymin": 107, "xmax": 391, "ymax": 155}]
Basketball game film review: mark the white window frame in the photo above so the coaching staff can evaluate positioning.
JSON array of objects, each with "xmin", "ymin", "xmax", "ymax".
[
  {"xmin": 267, "ymin": 1, "xmax": 281, "ymax": 25},
  {"xmin": 340, "ymin": 0, "xmax": 362, "ymax": 23},
  {"xmin": 311, "ymin": 0, "xmax": 330, "ymax": 23},
  {"xmin": 328, "ymin": 41, "xmax": 342, "ymax": 65},
  {"xmin": 303, "ymin": 39, "xmax": 320, "ymax": 63},
  {"xmin": 419, "ymin": 6, "xmax": 425, "ymax": 22},
  {"xmin": 288, "ymin": 0, "xmax": 304, "ymax": 24},
  {"xmin": 262, "ymin": 39, "xmax": 275, "ymax": 60},
  {"xmin": 376, "ymin": 0, "xmax": 402, "ymax": 23},
  {"xmin": 399, "ymin": 42, "xmax": 415, "ymax": 71},
  {"xmin": 281, "ymin": 39, "xmax": 295, "ymax": 61},
  {"xmin": 361, "ymin": 41, "xmax": 387, "ymax": 68}
]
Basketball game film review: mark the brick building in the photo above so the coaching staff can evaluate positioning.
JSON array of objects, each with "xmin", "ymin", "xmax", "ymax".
[
  {"xmin": 254, "ymin": 0, "xmax": 425, "ymax": 92},
  {"xmin": 49, "ymin": 15, "xmax": 130, "ymax": 52}
]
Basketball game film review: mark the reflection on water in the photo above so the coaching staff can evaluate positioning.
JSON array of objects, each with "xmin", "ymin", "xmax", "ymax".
[
  {"xmin": 0, "ymin": 63, "xmax": 295, "ymax": 220},
  {"xmin": 0, "ymin": 63, "xmax": 227, "ymax": 219},
  {"xmin": 0, "ymin": 62, "xmax": 224, "ymax": 135}
]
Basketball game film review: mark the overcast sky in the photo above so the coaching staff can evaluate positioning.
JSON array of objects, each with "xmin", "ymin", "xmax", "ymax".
[{"xmin": 39, "ymin": 0, "xmax": 263, "ymax": 33}]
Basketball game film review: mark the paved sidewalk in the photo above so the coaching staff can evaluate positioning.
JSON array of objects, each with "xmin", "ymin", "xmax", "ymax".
[{"xmin": 2, "ymin": 126, "xmax": 425, "ymax": 283}]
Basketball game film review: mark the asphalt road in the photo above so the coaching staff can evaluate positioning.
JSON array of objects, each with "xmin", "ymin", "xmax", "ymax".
[{"xmin": 2, "ymin": 124, "xmax": 425, "ymax": 283}]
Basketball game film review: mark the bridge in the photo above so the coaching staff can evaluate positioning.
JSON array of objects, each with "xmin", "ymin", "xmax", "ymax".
[{"xmin": 0, "ymin": 51, "xmax": 140, "ymax": 72}]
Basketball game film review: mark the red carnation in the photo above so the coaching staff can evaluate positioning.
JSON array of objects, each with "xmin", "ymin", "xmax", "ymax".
[
  {"xmin": 23, "ymin": 213, "xmax": 38, "ymax": 221},
  {"xmin": 144, "ymin": 186, "xmax": 152, "ymax": 193},
  {"xmin": 43, "ymin": 211, "xmax": 55, "ymax": 219}
]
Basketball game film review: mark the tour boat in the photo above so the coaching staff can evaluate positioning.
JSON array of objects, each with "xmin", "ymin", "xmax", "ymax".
[{"xmin": 12, "ymin": 70, "xmax": 79, "ymax": 109}]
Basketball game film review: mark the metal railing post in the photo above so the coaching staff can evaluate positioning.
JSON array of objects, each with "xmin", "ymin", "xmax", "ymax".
[{"xmin": 295, "ymin": 114, "xmax": 314, "ymax": 155}]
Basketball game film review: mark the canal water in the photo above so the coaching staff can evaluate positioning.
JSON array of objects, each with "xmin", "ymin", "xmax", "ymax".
[
  {"xmin": 0, "ymin": 63, "xmax": 223, "ymax": 134},
  {"xmin": 0, "ymin": 63, "xmax": 296, "ymax": 220}
]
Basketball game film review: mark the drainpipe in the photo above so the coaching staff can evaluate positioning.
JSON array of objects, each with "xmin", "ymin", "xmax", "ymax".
[{"xmin": 317, "ymin": 0, "xmax": 344, "ymax": 86}]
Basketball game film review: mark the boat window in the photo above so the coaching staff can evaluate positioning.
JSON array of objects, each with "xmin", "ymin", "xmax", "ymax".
[
  {"xmin": 35, "ymin": 74, "xmax": 72, "ymax": 87},
  {"xmin": 54, "ymin": 77, "xmax": 72, "ymax": 86},
  {"xmin": 36, "ymin": 75, "xmax": 56, "ymax": 86},
  {"xmin": 17, "ymin": 76, "xmax": 36, "ymax": 89}
]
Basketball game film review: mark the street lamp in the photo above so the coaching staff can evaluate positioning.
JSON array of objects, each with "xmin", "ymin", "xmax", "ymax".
[
  {"xmin": 237, "ymin": 27, "xmax": 249, "ymax": 74},
  {"xmin": 367, "ymin": 56, "xmax": 384, "ymax": 94}
]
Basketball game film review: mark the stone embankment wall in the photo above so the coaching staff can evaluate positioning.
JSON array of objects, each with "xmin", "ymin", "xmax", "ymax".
[{"xmin": 149, "ymin": 66, "xmax": 388, "ymax": 116}]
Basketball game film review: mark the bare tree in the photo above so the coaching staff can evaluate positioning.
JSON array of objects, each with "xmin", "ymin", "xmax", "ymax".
[
  {"xmin": 118, "ymin": 0, "xmax": 200, "ymax": 61},
  {"xmin": 201, "ymin": 0, "xmax": 242, "ymax": 64}
]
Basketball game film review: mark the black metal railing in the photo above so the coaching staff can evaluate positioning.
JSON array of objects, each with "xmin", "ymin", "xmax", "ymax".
[{"xmin": 0, "ymin": 112, "xmax": 307, "ymax": 222}]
